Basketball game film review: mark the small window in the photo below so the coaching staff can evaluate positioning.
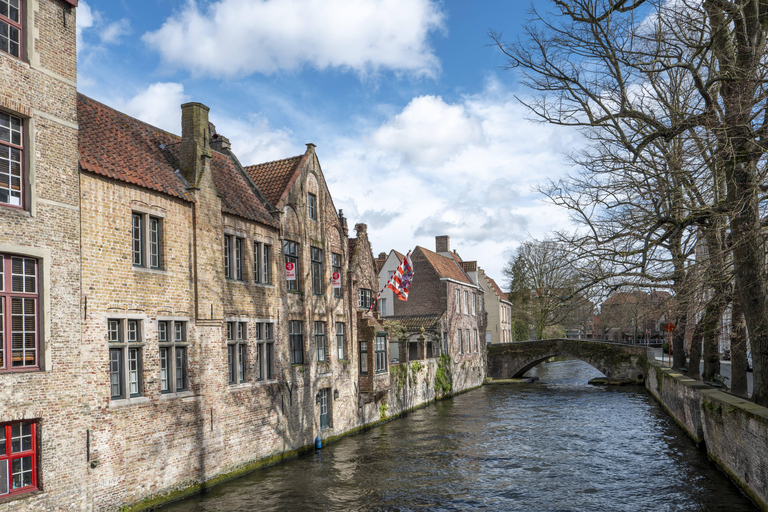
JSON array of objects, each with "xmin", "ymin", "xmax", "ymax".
[
  {"xmin": 108, "ymin": 319, "xmax": 144, "ymax": 399},
  {"xmin": 224, "ymin": 235, "xmax": 244, "ymax": 280},
  {"xmin": 308, "ymin": 193, "xmax": 317, "ymax": 220},
  {"xmin": 284, "ymin": 241, "xmax": 299, "ymax": 292},
  {"xmin": 464, "ymin": 291, "xmax": 469, "ymax": 315},
  {"xmin": 289, "ymin": 320, "xmax": 304, "ymax": 364},
  {"xmin": 474, "ymin": 329, "xmax": 478, "ymax": 352},
  {"xmin": 0, "ymin": 420, "xmax": 37, "ymax": 498},
  {"xmin": 159, "ymin": 320, "xmax": 188, "ymax": 393},
  {"xmin": 255, "ymin": 322, "xmax": 274, "ymax": 380},
  {"xmin": 336, "ymin": 322, "xmax": 346, "ymax": 360},
  {"xmin": 375, "ymin": 333, "xmax": 387, "ymax": 373},
  {"xmin": 319, "ymin": 388, "xmax": 330, "ymax": 429},
  {"xmin": 358, "ymin": 288, "xmax": 372, "ymax": 309},
  {"xmin": 457, "ymin": 329, "xmax": 463, "ymax": 355},
  {"xmin": 132, "ymin": 213, "xmax": 163, "ymax": 269},
  {"xmin": 0, "ymin": 0, "xmax": 21, "ymax": 58},
  {"xmin": 315, "ymin": 321, "xmax": 326, "ymax": 362},
  {"xmin": 263, "ymin": 244, "xmax": 271, "ymax": 284},
  {"xmin": 311, "ymin": 247, "xmax": 323, "ymax": 295},
  {"xmin": 359, "ymin": 340, "xmax": 368, "ymax": 374},
  {"xmin": 332, "ymin": 253, "xmax": 342, "ymax": 298},
  {"xmin": 0, "ymin": 112, "xmax": 23, "ymax": 207},
  {"xmin": 472, "ymin": 293, "xmax": 477, "ymax": 316},
  {"xmin": 456, "ymin": 289, "xmax": 460, "ymax": 313},
  {"xmin": 465, "ymin": 329, "xmax": 471, "ymax": 353},
  {"xmin": 227, "ymin": 321, "xmax": 247, "ymax": 384}
]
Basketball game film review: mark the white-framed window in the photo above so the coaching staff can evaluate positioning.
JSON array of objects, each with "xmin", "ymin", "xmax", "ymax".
[
  {"xmin": 474, "ymin": 329, "xmax": 478, "ymax": 352},
  {"xmin": 456, "ymin": 289, "xmax": 460, "ymax": 313},
  {"xmin": 132, "ymin": 213, "xmax": 163, "ymax": 269},
  {"xmin": 315, "ymin": 321, "xmax": 326, "ymax": 362},
  {"xmin": 375, "ymin": 332, "xmax": 387, "ymax": 373},
  {"xmin": 0, "ymin": 112, "xmax": 23, "ymax": 207},
  {"xmin": 332, "ymin": 253, "xmax": 342, "ymax": 298},
  {"xmin": 108, "ymin": 319, "xmax": 144, "ymax": 399},
  {"xmin": 464, "ymin": 291, "xmax": 469, "ymax": 315},
  {"xmin": 254, "ymin": 242, "xmax": 271, "ymax": 284},
  {"xmin": 358, "ymin": 288, "xmax": 372, "ymax": 309},
  {"xmin": 472, "ymin": 293, "xmax": 476, "ymax": 316},
  {"xmin": 457, "ymin": 329, "xmax": 463, "ymax": 354},
  {"xmin": 227, "ymin": 321, "xmax": 247, "ymax": 384},
  {"xmin": 158, "ymin": 320, "xmax": 188, "ymax": 393},
  {"xmin": 336, "ymin": 322, "xmax": 346, "ymax": 360},
  {"xmin": 284, "ymin": 240, "xmax": 299, "ymax": 292},
  {"xmin": 224, "ymin": 235, "xmax": 244, "ymax": 280},
  {"xmin": 289, "ymin": 320, "xmax": 304, "ymax": 364}
]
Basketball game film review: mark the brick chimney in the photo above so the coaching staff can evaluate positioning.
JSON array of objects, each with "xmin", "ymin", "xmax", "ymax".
[
  {"xmin": 436, "ymin": 235, "xmax": 450, "ymax": 254},
  {"xmin": 180, "ymin": 102, "xmax": 212, "ymax": 188},
  {"xmin": 210, "ymin": 133, "xmax": 231, "ymax": 153}
]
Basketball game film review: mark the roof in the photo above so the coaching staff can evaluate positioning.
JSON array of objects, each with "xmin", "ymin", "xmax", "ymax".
[
  {"xmin": 78, "ymin": 94, "xmax": 191, "ymax": 201},
  {"xmin": 416, "ymin": 246, "xmax": 473, "ymax": 285},
  {"xmin": 387, "ymin": 313, "xmax": 442, "ymax": 331},
  {"xmin": 78, "ymin": 94, "xmax": 277, "ymax": 227},
  {"xmin": 487, "ymin": 276, "xmax": 507, "ymax": 301},
  {"xmin": 244, "ymin": 154, "xmax": 306, "ymax": 208}
]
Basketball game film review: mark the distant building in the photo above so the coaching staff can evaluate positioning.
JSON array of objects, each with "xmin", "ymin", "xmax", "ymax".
[{"xmin": 478, "ymin": 268, "xmax": 513, "ymax": 344}]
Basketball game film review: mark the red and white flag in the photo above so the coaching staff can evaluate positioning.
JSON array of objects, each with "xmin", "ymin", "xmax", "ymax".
[{"xmin": 386, "ymin": 252, "xmax": 414, "ymax": 301}]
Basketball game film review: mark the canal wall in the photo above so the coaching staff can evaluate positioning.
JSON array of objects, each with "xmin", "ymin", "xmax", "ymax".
[{"xmin": 646, "ymin": 361, "xmax": 768, "ymax": 511}]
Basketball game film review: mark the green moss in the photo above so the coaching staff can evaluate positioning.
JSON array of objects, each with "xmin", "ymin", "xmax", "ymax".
[
  {"xmin": 435, "ymin": 354, "xmax": 452, "ymax": 397},
  {"xmin": 379, "ymin": 400, "xmax": 388, "ymax": 419},
  {"xmin": 390, "ymin": 363, "xmax": 407, "ymax": 393},
  {"xmin": 410, "ymin": 361, "xmax": 424, "ymax": 385}
]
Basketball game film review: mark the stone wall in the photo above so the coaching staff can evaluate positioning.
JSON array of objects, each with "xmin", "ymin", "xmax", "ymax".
[{"xmin": 646, "ymin": 361, "xmax": 768, "ymax": 510}]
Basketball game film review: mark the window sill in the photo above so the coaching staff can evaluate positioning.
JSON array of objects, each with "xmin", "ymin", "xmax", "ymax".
[
  {"xmin": 227, "ymin": 382, "xmax": 253, "ymax": 391},
  {"xmin": 109, "ymin": 396, "xmax": 151, "ymax": 408},
  {"xmin": 159, "ymin": 390, "xmax": 195, "ymax": 400},
  {"xmin": 225, "ymin": 278, "xmax": 247, "ymax": 285},
  {"xmin": 0, "ymin": 488, "xmax": 42, "ymax": 506},
  {"xmin": 255, "ymin": 378, "xmax": 279, "ymax": 386},
  {"xmin": 252, "ymin": 282, "xmax": 275, "ymax": 289},
  {"xmin": 133, "ymin": 266, "xmax": 167, "ymax": 275}
]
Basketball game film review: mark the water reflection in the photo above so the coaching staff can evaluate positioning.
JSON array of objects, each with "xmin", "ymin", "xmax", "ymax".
[{"xmin": 160, "ymin": 359, "xmax": 756, "ymax": 512}]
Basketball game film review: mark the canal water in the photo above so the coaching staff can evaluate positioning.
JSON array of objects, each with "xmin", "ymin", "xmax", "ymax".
[{"xmin": 159, "ymin": 359, "xmax": 756, "ymax": 511}]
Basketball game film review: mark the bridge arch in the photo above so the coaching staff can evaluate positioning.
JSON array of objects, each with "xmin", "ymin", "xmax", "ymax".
[{"xmin": 487, "ymin": 339, "xmax": 648, "ymax": 383}]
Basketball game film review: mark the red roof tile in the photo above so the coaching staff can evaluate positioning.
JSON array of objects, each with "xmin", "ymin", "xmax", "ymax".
[
  {"xmin": 487, "ymin": 275, "xmax": 507, "ymax": 301},
  {"xmin": 78, "ymin": 94, "xmax": 191, "ymax": 201},
  {"xmin": 78, "ymin": 94, "xmax": 277, "ymax": 227},
  {"xmin": 244, "ymin": 154, "xmax": 306, "ymax": 208},
  {"xmin": 416, "ymin": 246, "xmax": 473, "ymax": 285}
]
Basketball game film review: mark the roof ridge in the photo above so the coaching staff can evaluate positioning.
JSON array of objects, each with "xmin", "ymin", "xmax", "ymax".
[
  {"xmin": 244, "ymin": 153, "xmax": 304, "ymax": 169},
  {"xmin": 78, "ymin": 93, "xmax": 181, "ymax": 141}
]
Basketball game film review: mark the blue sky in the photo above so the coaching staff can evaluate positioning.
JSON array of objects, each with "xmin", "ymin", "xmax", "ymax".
[{"xmin": 76, "ymin": 0, "xmax": 581, "ymax": 285}]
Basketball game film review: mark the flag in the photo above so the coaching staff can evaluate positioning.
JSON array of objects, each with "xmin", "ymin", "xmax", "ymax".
[{"xmin": 386, "ymin": 252, "xmax": 414, "ymax": 301}]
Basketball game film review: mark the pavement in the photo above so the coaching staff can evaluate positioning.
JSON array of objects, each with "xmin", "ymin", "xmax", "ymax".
[{"xmin": 653, "ymin": 348, "xmax": 753, "ymax": 397}]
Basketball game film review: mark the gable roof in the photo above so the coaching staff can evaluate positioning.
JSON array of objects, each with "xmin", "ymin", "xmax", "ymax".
[
  {"xmin": 388, "ymin": 313, "xmax": 442, "ymax": 331},
  {"xmin": 416, "ymin": 246, "xmax": 473, "ymax": 285},
  {"xmin": 77, "ymin": 94, "xmax": 277, "ymax": 227},
  {"xmin": 78, "ymin": 94, "xmax": 191, "ymax": 202},
  {"xmin": 244, "ymin": 153, "xmax": 306, "ymax": 208},
  {"xmin": 487, "ymin": 275, "xmax": 507, "ymax": 301}
]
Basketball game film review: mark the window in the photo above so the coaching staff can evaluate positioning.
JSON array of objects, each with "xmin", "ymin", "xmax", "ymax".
[
  {"xmin": 158, "ymin": 320, "xmax": 188, "ymax": 393},
  {"xmin": 456, "ymin": 289, "xmax": 460, "ymax": 313},
  {"xmin": 108, "ymin": 319, "xmax": 144, "ymax": 399},
  {"xmin": 255, "ymin": 322, "xmax": 274, "ymax": 381},
  {"xmin": 0, "ymin": 420, "xmax": 37, "ymax": 498},
  {"xmin": 466, "ymin": 329, "xmax": 471, "ymax": 353},
  {"xmin": 0, "ymin": 0, "xmax": 20, "ymax": 58},
  {"xmin": 132, "ymin": 213, "xmax": 162, "ymax": 269},
  {"xmin": 315, "ymin": 321, "xmax": 326, "ymax": 362},
  {"xmin": 375, "ymin": 333, "xmax": 387, "ymax": 373},
  {"xmin": 227, "ymin": 321, "xmax": 247, "ymax": 384},
  {"xmin": 332, "ymin": 253, "xmax": 342, "ymax": 298},
  {"xmin": 474, "ymin": 329, "xmax": 478, "ymax": 352},
  {"xmin": 472, "ymin": 293, "xmax": 477, "ymax": 316},
  {"xmin": 358, "ymin": 288, "xmax": 372, "ymax": 309},
  {"xmin": 0, "ymin": 255, "xmax": 38, "ymax": 370},
  {"xmin": 319, "ymin": 388, "xmax": 330, "ymax": 429},
  {"xmin": 336, "ymin": 322, "xmax": 346, "ymax": 360},
  {"xmin": 308, "ymin": 193, "xmax": 317, "ymax": 220},
  {"xmin": 379, "ymin": 298, "xmax": 387, "ymax": 316},
  {"xmin": 289, "ymin": 320, "xmax": 304, "ymax": 364},
  {"xmin": 464, "ymin": 291, "xmax": 469, "ymax": 315},
  {"xmin": 0, "ymin": 112, "xmax": 22, "ymax": 207},
  {"xmin": 311, "ymin": 247, "xmax": 323, "ymax": 295},
  {"xmin": 225, "ymin": 235, "xmax": 243, "ymax": 280},
  {"xmin": 359, "ymin": 340, "xmax": 368, "ymax": 374},
  {"xmin": 284, "ymin": 241, "xmax": 299, "ymax": 292},
  {"xmin": 457, "ymin": 329, "xmax": 463, "ymax": 354},
  {"xmin": 254, "ymin": 242, "xmax": 272, "ymax": 284}
]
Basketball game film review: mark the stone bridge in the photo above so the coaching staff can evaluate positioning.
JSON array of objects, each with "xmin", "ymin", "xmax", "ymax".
[{"xmin": 486, "ymin": 339, "xmax": 649, "ymax": 383}]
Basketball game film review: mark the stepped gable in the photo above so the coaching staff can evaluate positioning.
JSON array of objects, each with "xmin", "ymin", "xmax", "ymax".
[
  {"xmin": 417, "ymin": 246, "xmax": 473, "ymax": 284},
  {"xmin": 487, "ymin": 275, "xmax": 506, "ymax": 300},
  {"xmin": 244, "ymin": 154, "xmax": 306, "ymax": 208},
  {"xmin": 77, "ymin": 94, "xmax": 191, "ymax": 201},
  {"xmin": 210, "ymin": 151, "xmax": 279, "ymax": 227}
]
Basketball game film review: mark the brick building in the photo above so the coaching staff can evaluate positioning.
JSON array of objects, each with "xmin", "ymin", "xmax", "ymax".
[
  {"xmin": 478, "ymin": 268, "xmax": 513, "ymax": 344},
  {"xmin": 0, "ymin": 0, "xmax": 87, "ymax": 509}
]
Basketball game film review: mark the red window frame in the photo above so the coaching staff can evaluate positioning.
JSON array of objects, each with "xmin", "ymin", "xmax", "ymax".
[
  {"xmin": 0, "ymin": 254, "xmax": 39, "ymax": 371},
  {"xmin": 0, "ymin": 0, "xmax": 22, "ymax": 59},
  {"xmin": 0, "ymin": 111, "xmax": 24, "ymax": 209},
  {"xmin": 0, "ymin": 420, "xmax": 38, "ymax": 497}
]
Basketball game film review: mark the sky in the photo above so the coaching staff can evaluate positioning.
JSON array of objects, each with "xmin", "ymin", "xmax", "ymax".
[{"xmin": 76, "ymin": 0, "xmax": 583, "ymax": 286}]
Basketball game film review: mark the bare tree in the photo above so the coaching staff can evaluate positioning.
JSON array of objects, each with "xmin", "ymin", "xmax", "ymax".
[{"xmin": 492, "ymin": 0, "xmax": 768, "ymax": 405}]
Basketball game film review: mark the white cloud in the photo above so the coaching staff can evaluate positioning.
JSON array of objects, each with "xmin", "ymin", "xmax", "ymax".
[
  {"xmin": 213, "ymin": 114, "xmax": 295, "ymax": 166},
  {"xmin": 100, "ymin": 19, "xmax": 131, "ymax": 44},
  {"xmin": 112, "ymin": 83, "xmax": 191, "ymax": 134},
  {"xmin": 76, "ymin": 1, "xmax": 95, "ymax": 53},
  {"xmin": 143, "ymin": 0, "xmax": 444, "ymax": 78},
  {"xmin": 77, "ymin": 1, "xmax": 130, "ymax": 54}
]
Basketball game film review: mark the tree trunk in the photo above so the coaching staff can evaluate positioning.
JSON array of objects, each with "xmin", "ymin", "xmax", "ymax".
[{"xmin": 730, "ymin": 295, "xmax": 749, "ymax": 397}]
